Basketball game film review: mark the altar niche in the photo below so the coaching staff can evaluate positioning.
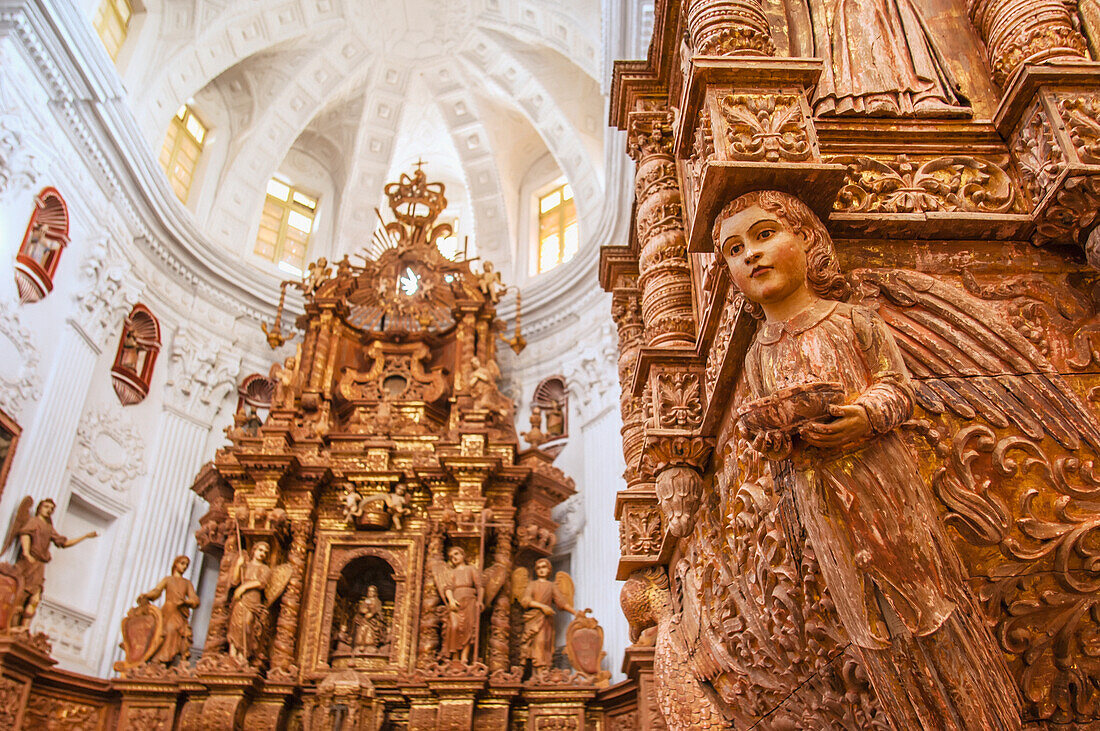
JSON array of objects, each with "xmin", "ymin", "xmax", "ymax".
[{"xmin": 330, "ymin": 556, "xmax": 395, "ymax": 666}]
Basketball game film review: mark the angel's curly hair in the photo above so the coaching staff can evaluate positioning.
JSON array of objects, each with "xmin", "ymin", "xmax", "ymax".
[{"xmin": 712, "ymin": 190, "xmax": 850, "ymax": 312}]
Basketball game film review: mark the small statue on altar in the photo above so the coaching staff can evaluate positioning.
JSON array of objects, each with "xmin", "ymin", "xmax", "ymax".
[
  {"xmin": 0, "ymin": 497, "xmax": 97, "ymax": 628},
  {"xmin": 351, "ymin": 586, "xmax": 388, "ymax": 654},
  {"xmin": 477, "ymin": 261, "xmax": 504, "ymax": 304},
  {"xmin": 340, "ymin": 485, "xmax": 365, "ymax": 526},
  {"xmin": 20, "ymin": 221, "xmax": 59, "ymax": 266},
  {"xmin": 359, "ymin": 483, "xmax": 411, "ymax": 530},
  {"xmin": 469, "ymin": 356, "xmax": 504, "ymax": 414},
  {"xmin": 523, "ymin": 405, "xmax": 547, "ymax": 447},
  {"xmin": 270, "ymin": 356, "xmax": 296, "ymax": 410},
  {"xmin": 226, "ymin": 541, "xmax": 292, "ymax": 664},
  {"xmin": 717, "ymin": 190, "xmax": 1020, "ymax": 727},
  {"xmin": 305, "ymin": 257, "xmax": 332, "ymax": 295},
  {"xmin": 116, "ymin": 555, "xmax": 199, "ymax": 671},
  {"xmin": 431, "ymin": 546, "xmax": 483, "ymax": 664},
  {"xmin": 512, "ymin": 559, "xmax": 581, "ymax": 670}
]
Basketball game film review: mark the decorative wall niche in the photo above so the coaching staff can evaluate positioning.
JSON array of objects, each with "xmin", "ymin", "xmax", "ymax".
[
  {"xmin": 230, "ymin": 372, "xmax": 275, "ymax": 436},
  {"xmin": 524, "ymin": 375, "xmax": 569, "ymax": 456},
  {"xmin": 110, "ymin": 304, "xmax": 161, "ymax": 406},
  {"xmin": 329, "ymin": 555, "xmax": 397, "ymax": 668},
  {"xmin": 14, "ymin": 187, "xmax": 69, "ymax": 304}
]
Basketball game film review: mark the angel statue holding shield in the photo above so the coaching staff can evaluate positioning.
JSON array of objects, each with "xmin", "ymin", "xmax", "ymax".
[
  {"xmin": 512, "ymin": 558, "xmax": 581, "ymax": 671},
  {"xmin": 226, "ymin": 540, "xmax": 292, "ymax": 664},
  {"xmin": 717, "ymin": 190, "xmax": 1026, "ymax": 729}
]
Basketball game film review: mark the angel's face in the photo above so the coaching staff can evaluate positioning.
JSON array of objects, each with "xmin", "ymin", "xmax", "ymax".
[
  {"xmin": 535, "ymin": 560, "xmax": 552, "ymax": 579},
  {"xmin": 719, "ymin": 205, "xmax": 808, "ymax": 308},
  {"xmin": 253, "ymin": 542, "xmax": 270, "ymax": 561}
]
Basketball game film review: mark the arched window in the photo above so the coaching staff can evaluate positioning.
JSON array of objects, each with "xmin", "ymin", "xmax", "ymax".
[
  {"xmin": 159, "ymin": 105, "xmax": 207, "ymax": 203},
  {"xmin": 14, "ymin": 188, "xmax": 69, "ymax": 304},
  {"xmin": 525, "ymin": 376, "xmax": 569, "ymax": 456},
  {"xmin": 111, "ymin": 304, "xmax": 161, "ymax": 405}
]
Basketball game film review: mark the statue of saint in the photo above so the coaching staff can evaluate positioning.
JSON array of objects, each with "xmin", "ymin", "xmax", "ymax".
[
  {"xmin": 431, "ymin": 546, "xmax": 483, "ymax": 664},
  {"xmin": 797, "ymin": 0, "xmax": 970, "ymax": 117},
  {"xmin": 512, "ymin": 558, "xmax": 580, "ymax": 670},
  {"xmin": 1, "ymin": 497, "xmax": 97, "ymax": 628},
  {"xmin": 715, "ymin": 190, "xmax": 1020, "ymax": 727},
  {"xmin": 226, "ymin": 541, "xmax": 291, "ymax": 664},
  {"xmin": 351, "ymin": 586, "xmax": 388, "ymax": 654},
  {"xmin": 117, "ymin": 555, "xmax": 200, "ymax": 670}
]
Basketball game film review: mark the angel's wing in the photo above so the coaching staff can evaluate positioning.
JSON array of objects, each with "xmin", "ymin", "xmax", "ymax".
[
  {"xmin": 483, "ymin": 562, "xmax": 509, "ymax": 604},
  {"xmin": 428, "ymin": 558, "xmax": 449, "ymax": 598},
  {"xmin": 553, "ymin": 571, "xmax": 575, "ymax": 608},
  {"xmin": 265, "ymin": 563, "xmax": 294, "ymax": 607},
  {"xmin": 1, "ymin": 497, "xmax": 33, "ymax": 557},
  {"xmin": 853, "ymin": 268, "xmax": 1100, "ymax": 452},
  {"xmin": 511, "ymin": 567, "xmax": 530, "ymax": 604}
]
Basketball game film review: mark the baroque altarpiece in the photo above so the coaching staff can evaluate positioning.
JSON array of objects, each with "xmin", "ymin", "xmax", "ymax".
[
  {"xmin": 0, "ymin": 170, "xmax": 617, "ymax": 729},
  {"xmin": 601, "ymin": 0, "xmax": 1100, "ymax": 728}
]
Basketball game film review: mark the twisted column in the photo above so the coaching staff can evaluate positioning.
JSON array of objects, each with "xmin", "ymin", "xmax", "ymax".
[
  {"xmin": 628, "ymin": 108, "xmax": 696, "ymax": 349},
  {"xmin": 968, "ymin": 0, "xmax": 1087, "ymax": 87},
  {"xmin": 270, "ymin": 518, "xmax": 312, "ymax": 674},
  {"xmin": 487, "ymin": 526, "xmax": 514, "ymax": 674},
  {"xmin": 611, "ymin": 290, "xmax": 646, "ymax": 483}
]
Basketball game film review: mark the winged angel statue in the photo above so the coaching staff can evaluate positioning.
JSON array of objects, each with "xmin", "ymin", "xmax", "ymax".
[
  {"xmin": 512, "ymin": 559, "xmax": 580, "ymax": 670},
  {"xmin": 647, "ymin": 189, "xmax": 1100, "ymax": 729},
  {"xmin": 226, "ymin": 540, "xmax": 293, "ymax": 664}
]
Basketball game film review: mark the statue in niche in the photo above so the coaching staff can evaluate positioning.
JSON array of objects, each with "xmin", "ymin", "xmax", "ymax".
[
  {"xmin": 512, "ymin": 558, "xmax": 581, "ymax": 671},
  {"xmin": 115, "ymin": 555, "xmax": 200, "ymax": 671},
  {"xmin": 715, "ymin": 190, "xmax": 1020, "ymax": 727},
  {"xmin": 791, "ymin": 0, "xmax": 970, "ymax": 117},
  {"xmin": 21, "ymin": 221, "xmax": 60, "ymax": 268},
  {"xmin": 226, "ymin": 541, "xmax": 292, "ymax": 664},
  {"xmin": 543, "ymin": 401, "xmax": 565, "ymax": 438},
  {"xmin": 351, "ymin": 586, "xmax": 388, "ymax": 654},
  {"xmin": 0, "ymin": 497, "xmax": 97, "ymax": 629},
  {"xmin": 430, "ymin": 546, "xmax": 483, "ymax": 664}
]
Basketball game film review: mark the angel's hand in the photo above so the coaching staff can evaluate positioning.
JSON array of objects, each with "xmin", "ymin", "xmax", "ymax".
[
  {"xmin": 800, "ymin": 404, "xmax": 872, "ymax": 449},
  {"xmin": 751, "ymin": 430, "xmax": 791, "ymax": 460}
]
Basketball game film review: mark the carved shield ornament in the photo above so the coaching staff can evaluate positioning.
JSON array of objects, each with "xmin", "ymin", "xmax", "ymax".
[
  {"xmin": 0, "ymin": 566, "xmax": 22, "ymax": 629},
  {"xmin": 114, "ymin": 601, "xmax": 164, "ymax": 671},
  {"xmin": 565, "ymin": 611, "xmax": 604, "ymax": 676}
]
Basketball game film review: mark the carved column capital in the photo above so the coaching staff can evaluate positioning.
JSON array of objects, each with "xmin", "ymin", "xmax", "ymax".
[
  {"xmin": 165, "ymin": 325, "xmax": 242, "ymax": 423},
  {"xmin": 685, "ymin": 0, "xmax": 775, "ymax": 57},
  {"xmin": 627, "ymin": 109, "xmax": 676, "ymax": 162},
  {"xmin": 968, "ymin": 0, "xmax": 1087, "ymax": 88}
]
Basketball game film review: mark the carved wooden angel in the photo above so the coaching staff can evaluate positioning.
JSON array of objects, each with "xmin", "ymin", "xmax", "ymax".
[
  {"xmin": 115, "ymin": 555, "xmax": 199, "ymax": 672},
  {"xmin": 715, "ymin": 190, "xmax": 1025, "ymax": 728},
  {"xmin": 0, "ymin": 496, "xmax": 96, "ymax": 629},
  {"xmin": 430, "ymin": 546, "xmax": 483, "ymax": 664},
  {"xmin": 226, "ymin": 540, "xmax": 292, "ymax": 664},
  {"xmin": 340, "ymin": 485, "xmax": 365, "ymax": 526},
  {"xmin": 358, "ymin": 483, "xmax": 411, "ymax": 530},
  {"xmin": 512, "ymin": 558, "xmax": 580, "ymax": 670}
]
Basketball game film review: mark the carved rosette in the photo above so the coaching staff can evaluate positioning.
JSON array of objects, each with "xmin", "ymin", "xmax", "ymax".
[
  {"xmin": 686, "ymin": 0, "xmax": 775, "ymax": 57},
  {"xmin": 967, "ymin": 0, "xmax": 1087, "ymax": 88},
  {"xmin": 629, "ymin": 109, "xmax": 696, "ymax": 349}
]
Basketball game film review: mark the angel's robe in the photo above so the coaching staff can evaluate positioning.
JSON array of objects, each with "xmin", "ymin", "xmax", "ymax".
[
  {"xmin": 744, "ymin": 299, "xmax": 961, "ymax": 649},
  {"xmin": 227, "ymin": 560, "xmax": 272, "ymax": 659},
  {"xmin": 152, "ymin": 575, "xmax": 199, "ymax": 664},
  {"xmin": 519, "ymin": 578, "xmax": 562, "ymax": 667},
  {"xmin": 439, "ymin": 562, "xmax": 480, "ymax": 656},
  {"xmin": 16, "ymin": 516, "xmax": 66, "ymax": 595}
]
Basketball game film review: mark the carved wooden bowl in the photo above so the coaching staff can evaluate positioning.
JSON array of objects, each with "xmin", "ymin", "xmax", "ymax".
[{"xmin": 736, "ymin": 381, "xmax": 845, "ymax": 435}]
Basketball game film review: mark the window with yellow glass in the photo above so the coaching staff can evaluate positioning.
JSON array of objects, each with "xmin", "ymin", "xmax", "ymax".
[
  {"xmin": 536, "ymin": 183, "xmax": 578, "ymax": 274},
  {"xmin": 159, "ymin": 106, "xmax": 206, "ymax": 204},
  {"xmin": 255, "ymin": 179, "xmax": 319, "ymax": 275},
  {"xmin": 93, "ymin": 0, "xmax": 133, "ymax": 62}
]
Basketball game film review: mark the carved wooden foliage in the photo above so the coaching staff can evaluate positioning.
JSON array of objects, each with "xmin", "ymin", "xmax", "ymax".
[{"xmin": 832, "ymin": 155, "xmax": 1016, "ymax": 213}]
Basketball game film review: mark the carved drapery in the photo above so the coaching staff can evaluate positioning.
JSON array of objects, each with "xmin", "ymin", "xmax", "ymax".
[
  {"xmin": 629, "ymin": 109, "xmax": 696, "ymax": 349},
  {"xmin": 968, "ymin": 0, "xmax": 1087, "ymax": 87}
]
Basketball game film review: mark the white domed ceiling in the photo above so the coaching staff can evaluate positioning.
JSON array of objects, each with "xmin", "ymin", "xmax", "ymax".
[{"xmin": 123, "ymin": 0, "xmax": 610, "ymax": 287}]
